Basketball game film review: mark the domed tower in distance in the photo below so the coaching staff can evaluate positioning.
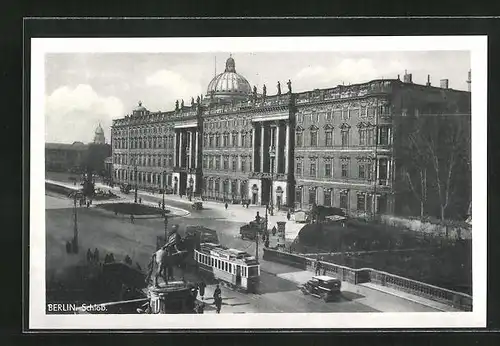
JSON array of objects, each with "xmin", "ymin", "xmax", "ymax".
[
  {"xmin": 93, "ymin": 123, "xmax": 106, "ymax": 145},
  {"xmin": 206, "ymin": 55, "xmax": 252, "ymax": 103}
]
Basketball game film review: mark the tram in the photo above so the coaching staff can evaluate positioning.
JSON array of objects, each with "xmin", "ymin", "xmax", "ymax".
[{"xmin": 194, "ymin": 243, "xmax": 260, "ymax": 293}]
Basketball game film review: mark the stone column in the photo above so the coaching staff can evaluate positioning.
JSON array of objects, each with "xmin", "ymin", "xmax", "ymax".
[
  {"xmin": 195, "ymin": 130, "xmax": 199, "ymax": 168},
  {"xmin": 180, "ymin": 131, "xmax": 185, "ymax": 167},
  {"xmin": 387, "ymin": 158, "xmax": 391, "ymax": 182},
  {"xmin": 174, "ymin": 130, "xmax": 178, "ymax": 167},
  {"xmin": 260, "ymin": 123, "xmax": 265, "ymax": 172},
  {"xmin": 284, "ymin": 121, "xmax": 290, "ymax": 175},
  {"xmin": 275, "ymin": 122, "xmax": 281, "ymax": 174},
  {"xmin": 376, "ymin": 158, "xmax": 380, "ymax": 180},
  {"xmin": 252, "ymin": 124, "xmax": 257, "ymax": 171}
]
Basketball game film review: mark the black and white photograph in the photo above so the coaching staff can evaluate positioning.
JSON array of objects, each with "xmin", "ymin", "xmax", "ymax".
[{"xmin": 29, "ymin": 36, "xmax": 487, "ymax": 329}]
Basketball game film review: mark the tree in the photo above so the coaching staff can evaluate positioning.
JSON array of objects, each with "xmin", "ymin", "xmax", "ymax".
[
  {"xmin": 401, "ymin": 112, "xmax": 470, "ymax": 221},
  {"xmin": 81, "ymin": 143, "xmax": 111, "ymax": 197}
]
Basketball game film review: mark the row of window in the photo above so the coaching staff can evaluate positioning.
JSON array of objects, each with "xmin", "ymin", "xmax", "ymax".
[
  {"xmin": 295, "ymin": 158, "xmax": 388, "ymax": 180},
  {"xmin": 113, "ymin": 126, "xmax": 173, "ymax": 137},
  {"xmin": 295, "ymin": 189, "xmax": 386, "ymax": 213},
  {"xmin": 195, "ymin": 251, "xmax": 250, "ymax": 278},
  {"xmin": 113, "ymin": 154, "xmax": 174, "ymax": 168},
  {"xmin": 204, "ymin": 118, "xmax": 250, "ymax": 130},
  {"xmin": 114, "ymin": 170, "xmax": 172, "ymax": 186},
  {"xmin": 113, "ymin": 136, "xmax": 175, "ymax": 150},
  {"xmin": 203, "ymin": 155, "xmax": 250, "ymax": 172},
  {"xmin": 296, "ymin": 105, "xmax": 391, "ymax": 124},
  {"xmin": 203, "ymin": 131, "xmax": 253, "ymax": 148},
  {"xmin": 295, "ymin": 126, "xmax": 390, "ymax": 147},
  {"xmin": 203, "ymin": 178, "xmax": 246, "ymax": 196}
]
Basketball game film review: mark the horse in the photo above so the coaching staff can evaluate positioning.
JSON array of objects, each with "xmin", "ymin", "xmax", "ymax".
[{"xmin": 146, "ymin": 242, "xmax": 189, "ymax": 287}]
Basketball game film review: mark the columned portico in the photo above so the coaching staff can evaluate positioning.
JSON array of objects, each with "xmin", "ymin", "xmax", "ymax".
[
  {"xmin": 174, "ymin": 124, "xmax": 202, "ymax": 196},
  {"xmin": 250, "ymin": 115, "xmax": 294, "ymax": 207}
]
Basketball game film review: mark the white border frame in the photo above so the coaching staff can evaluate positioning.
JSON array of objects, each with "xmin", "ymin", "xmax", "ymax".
[{"xmin": 30, "ymin": 36, "xmax": 487, "ymax": 329}]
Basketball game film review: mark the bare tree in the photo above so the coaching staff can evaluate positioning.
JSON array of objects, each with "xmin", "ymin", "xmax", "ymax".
[
  {"xmin": 419, "ymin": 114, "xmax": 469, "ymax": 221},
  {"xmin": 405, "ymin": 131, "xmax": 428, "ymax": 218}
]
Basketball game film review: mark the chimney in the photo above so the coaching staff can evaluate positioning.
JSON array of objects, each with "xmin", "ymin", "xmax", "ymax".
[
  {"xmin": 403, "ymin": 70, "xmax": 413, "ymax": 83},
  {"xmin": 440, "ymin": 79, "xmax": 449, "ymax": 89},
  {"xmin": 426, "ymin": 74, "xmax": 431, "ymax": 87},
  {"xmin": 467, "ymin": 69, "xmax": 471, "ymax": 92}
]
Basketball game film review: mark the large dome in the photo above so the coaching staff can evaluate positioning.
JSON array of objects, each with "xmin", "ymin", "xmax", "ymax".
[{"xmin": 206, "ymin": 56, "xmax": 252, "ymax": 101}]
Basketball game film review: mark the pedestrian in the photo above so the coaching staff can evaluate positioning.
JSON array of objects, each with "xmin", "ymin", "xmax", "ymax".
[
  {"xmin": 315, "ymin": 259, "xmax": 322, "ymax": 276},
  {"xmin": 104, "ymin": 253, "xmax": 110, "ymax": 264},
  {"xmin": 93, "ymin": 248, "xmax": 100, "ymax": 263},
  {"xmin": 215, "ymin": 295, "xmax": 222, "ymax": 314},
  {"xmin": 265, "ymin": 238, "xmax": 270, "ymax": 248},
  {"xmin": 65, "ymin": 241, "xmax": 71, "ymax": 254},
  {"xmin": 272, "ymin": 226, "xmax": 277, "ymax": 236},
  {"xmin": 136, "ymin": 262, "xmax": 142, "ymax": 271},
  {"xmin": 109, "ymin": 253, "xmax": 115, "ymax": 263},
  {"xmin": 87, "ymin": 201, "xmax": 90, "ymax": 208},
  {"xmin": 225, "ymin": 202, "xmax": 228, "ymax": 210},
  {"xmin": 255, "ymin": 211, "xmax": 261, "ymax": 223},
  {"xmin": 139, "ymin": 197, "xmax": 142, "ymax": 204},
  {"xmin": 158, "ymin": 202, "xmax": 161, "ymax": 208},
  {"xmin": 130, "ymin": 214, "xmax": 135, "ymax": 223},
  {"xmin": 124, "ymin": 255, "xmax": 132, "ymax": 265},
  {"xmin": 114, "ymin": 209, "xmax": 118, "ymax": 216},
  {"xmin": 86, "ymin": 248, "xmax": 92, "ymax": 262},
  {"xmin": 197, "ymin": 302, "xmax": 205, "ymax": 314},
  {"xmin": 198, "ymin": 281, "xmax": 206, "ymax": 300},
  {"xmin": 286, "ymin": 211, "xmax": 291, "ymax": 221}
]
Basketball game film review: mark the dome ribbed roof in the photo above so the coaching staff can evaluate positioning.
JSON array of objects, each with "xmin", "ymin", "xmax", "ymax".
[
  {"xmin": 206, "ymin": 56, "xmax": 251, "ymax": 101},
  {"xmin": 134, "ymin": 101, "xmax": 147, "ymax": 112}
]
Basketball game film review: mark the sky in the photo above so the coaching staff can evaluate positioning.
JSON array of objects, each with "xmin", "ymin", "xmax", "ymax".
[{"xmin": 45, "ymin": 51, "xmax": 470, "ymax": 144}]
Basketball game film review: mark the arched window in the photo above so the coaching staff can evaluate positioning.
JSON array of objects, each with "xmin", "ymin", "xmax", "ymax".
[{"xmin": 295, "ymin": 126, "xmax": 304, "ymax": 147}]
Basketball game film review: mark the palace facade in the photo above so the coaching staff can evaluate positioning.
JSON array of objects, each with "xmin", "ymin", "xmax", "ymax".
[{"xmin": 111, "ymin": 56, "xmax": 471, "ymax": 217}]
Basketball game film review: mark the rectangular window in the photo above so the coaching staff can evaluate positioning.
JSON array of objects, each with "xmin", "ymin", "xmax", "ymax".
[
  {"xmin": 358, "ymin": 164, "xmax": 366, "ymax": 179},
  {"xmin": 223, "ymin": 157, "xmax": 229, "ymax": 170},
  {"xmin": 232, "ymin": 157, "xmax": 237, "ymax": 171},
  {"xmin": 340, "ymin": 193, "xmax": 349, "ymax": 209},
  {"xmin": 325, "ymin": 131, "xmax": 333, "ymax": 147},
  {"xmin": 215, "ymin": 157, "xmax": 221, "ymax": 170},
  {"xmin": 296, "ymin": 132, "xmax": 303, "ymax": 147},
  {"xmin": 326, "ymin": 111, "xmax": 333, "ymax": 122},
  {"xmin": 367, "ymin": 107, "xmax": 376, "ymax": 118},
  {"xmin": 232, "ymin": 133, "xmax": 238, "ymax": 147},
  {"xmin": 379, "ymin": 127, "xmax": 390, "ymax": 145},
  {"xmin": 296, "ymin": 162, "xmax": 302, "ymax": 176},
  {"xmin": 241, "ymin": 133, "xmax": 246, "ymax": 147},
  {"xmin": 310, "ymin": 131, "xmax": 318, "ymax": 147},
  {"xmin": 341, "ymin": 162, "xmax": 349, "ymax": 178},
  {"xmin": 357, "ymin": 194, "xmax": 366, "ymax": 212},
  {"xmin": 295, "ymin": 189, "xmax": 302, "ymax": 204},
  {"xmin": 215, "ymin": 135, "xmax": 220, "ymax": 147},
  {"xmin": 325, "ymin": 162, "xmax": 332, "ymax": 177},
  {"xmin": 309, "ymin": 189, "xmax": 316, "ymax": 205},
  {"xmin": 359, "ymin": 129, "xmax": 366, "ymax": 146},
  {"xmin": 310, "ymin": 162, "xmax": 316, "ymax": 177},
  {"xmin": 341, "ymin": 130, "xmax": 349, "ymax": 147},
  {"xmin": 209, "ymin": 136, "xmax": 214, "ymax": 148},
  {"xmin": 341, "ymin": 109, "xmax": 349, "ymax": 120},
  {"xmin": 324, "ymin": 190, "xmax": 332, "ymax": 206},
  {"xmin": 241, "ymin": 158, "xmax": 246, "ymax": 172}
]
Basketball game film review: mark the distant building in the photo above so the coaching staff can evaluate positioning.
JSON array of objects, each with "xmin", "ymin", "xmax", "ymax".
[
  {"xmin": 45, "ymin": 141, "xmax": 88, "ymax": 172},
  {"xmin": 46, "ymin": 124, "xmax": 108, "ymax": 173},
  {"xmin": 111, "ymin": 56, "xmax": 471, "ymax": 219}
]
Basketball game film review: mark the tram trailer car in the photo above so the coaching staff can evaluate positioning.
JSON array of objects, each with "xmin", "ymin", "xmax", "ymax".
[{"xmin": 194, "ymin": 243, "xmax": 260, "ymax": 293}]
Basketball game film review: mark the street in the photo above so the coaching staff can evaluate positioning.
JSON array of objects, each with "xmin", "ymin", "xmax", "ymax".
[{"xmin": 45, "ymin": 178, "xmax": 443, "ymax": 313}]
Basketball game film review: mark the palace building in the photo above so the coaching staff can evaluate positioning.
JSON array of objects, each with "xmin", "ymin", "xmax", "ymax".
[{"xmin": 111, "ymin": 56, "xmax": 471, "ymax": 217}]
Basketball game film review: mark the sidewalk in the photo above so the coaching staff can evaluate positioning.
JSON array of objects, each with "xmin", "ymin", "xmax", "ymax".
[
  {"xmin": 195, "ymin": 284, "xmax": 258, "ymax": 314},
  {"xmin": 272, "ymin": 268, "xmax": 458, "ymax": 312}
]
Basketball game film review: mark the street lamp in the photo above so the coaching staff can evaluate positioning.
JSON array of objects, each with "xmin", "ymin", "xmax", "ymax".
[
  {"xmin": 162, "ymin": 171, "xmax": 166, "ymax": 211},
  {"xmin": 269, "ymin": 151, "xmax": 275, "ymax": 216}
]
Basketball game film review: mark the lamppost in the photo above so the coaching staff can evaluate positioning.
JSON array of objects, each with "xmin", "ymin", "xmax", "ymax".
[
  {"xmin": 72, "ymin": 192, "xmax": 79, "ymax": 253},
  {"xmin": 162, "ymin": 171, "xmax": 166, "ymax": 211},
  {"xmin": 269, "ymin": 151, "xmax": 275, "ymax": 216}
]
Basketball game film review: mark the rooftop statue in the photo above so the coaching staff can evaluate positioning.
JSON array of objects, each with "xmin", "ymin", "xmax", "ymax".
[
  {"xmin": 287, "ymin": 79, "xmax": 292, "ymax": 94},
  {"xmin": 277, "ymin": 81, "xmax": 281, "ymax": 95}
]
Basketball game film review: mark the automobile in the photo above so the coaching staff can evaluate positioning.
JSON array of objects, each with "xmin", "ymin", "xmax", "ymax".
[
  {"xmin": 192, "ymin": 201, "xmax": 203, "ymax": 210},
  {"xmin": 298, "ymin": 275, "xmax": 342, "ymax": 302},
  {"xmin": 120, "ymin": 184, "xmax": 132, "ymax": 194}
]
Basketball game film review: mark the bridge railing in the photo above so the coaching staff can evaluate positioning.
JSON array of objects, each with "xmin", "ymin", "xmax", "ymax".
[{"xmin": 263, "ymin": 248, "xmax": 472, "ymax": 311}]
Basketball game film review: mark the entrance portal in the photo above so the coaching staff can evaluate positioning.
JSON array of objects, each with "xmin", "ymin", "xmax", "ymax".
[{"xmin": 251, "ymin": 184, "xmax": 259, "ymax": 205}]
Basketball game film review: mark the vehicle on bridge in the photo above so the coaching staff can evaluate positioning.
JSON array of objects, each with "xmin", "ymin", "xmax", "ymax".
[
  {"xmin": 298, "ymin": 275, "xmax": 342, "ymax": 302},
  {"xmin": 194, "ymin": 243, "xmax": 260, "ymax": 293}
]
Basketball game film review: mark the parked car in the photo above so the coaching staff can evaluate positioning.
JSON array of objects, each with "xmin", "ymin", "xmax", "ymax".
[
  {"xmin": 298, "ymin": 275, "xmax": 342, "ymax": 302},
  {"xmin": 192, "ymin": 202, "xmax": 203, "ymax": 210}
]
